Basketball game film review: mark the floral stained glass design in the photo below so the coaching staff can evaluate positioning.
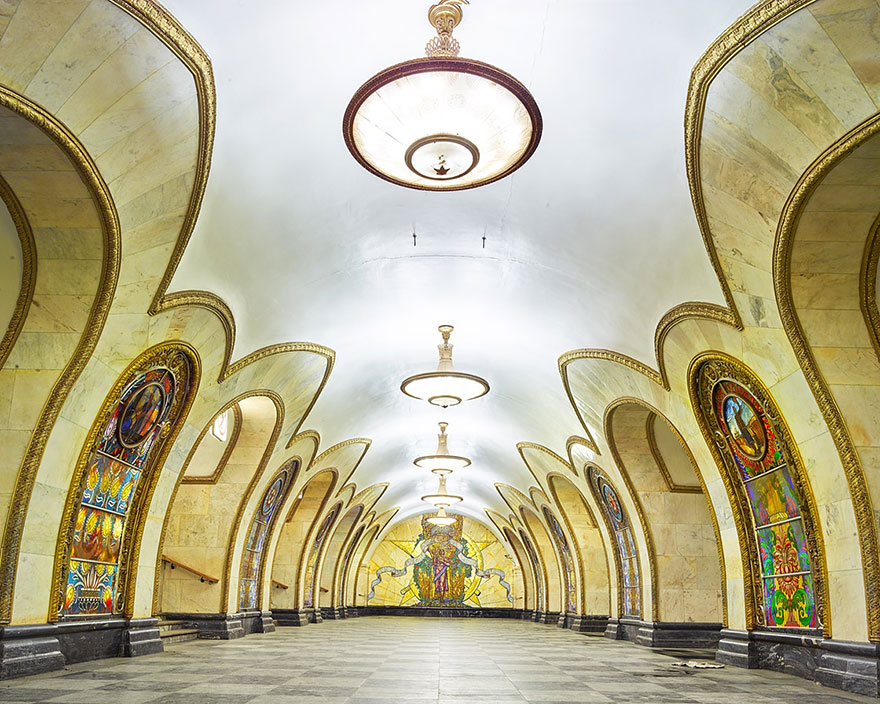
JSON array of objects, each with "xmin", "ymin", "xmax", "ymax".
[
  {"xmin": 64, "ymin": 362, "xmax": 190, "ymax": 616},
  {"xmin": 587, "ymin": 466, "xmax": 641, "ymax": 618},
  {"xmin": 543, "ymin": 507, "xmax": 576, "ymax": 613},
  {"xmin": 239, "ymin": 460, "xmax": 298, "ymax": 609},
  {"xmin": 303, "ymin": 504, "xmax": 341, "ymax": 608},
  {"xmin": 710, "ymin": 378, "xmax": 819, "ymax": 630}
]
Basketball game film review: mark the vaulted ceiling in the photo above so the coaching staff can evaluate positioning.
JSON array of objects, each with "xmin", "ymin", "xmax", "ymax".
[{"xmin": 163, "ymin": 0, "xmax": 752, "ymax": 522}]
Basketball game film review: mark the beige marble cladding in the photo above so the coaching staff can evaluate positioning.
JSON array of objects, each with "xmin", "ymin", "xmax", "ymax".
[
  {"xmin": 0, "ymin": 0, "xmax": 341, "ymax": 627},
  {"xmin": 269, "ymin": 469, "xmax": 336, "ymax": 611},
  {"xmin": 0, "ymin": 105, "xmax": 107, "ymax": 567},
  {"xmin": 160, "ymin": 395, "xmax": 277, "ymax": 614},
  {"xmin": 518, "ymin": 445, "xmax": 611, "ymax": 617},
  {"xmin": 607, "ymin": 404, "xmax": 722, "ymax": 624}
]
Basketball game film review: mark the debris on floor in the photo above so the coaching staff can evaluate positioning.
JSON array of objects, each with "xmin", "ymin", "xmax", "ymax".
[{"xmin": 672, "ymin": 660, "xmax": 725, "ymax": 669}]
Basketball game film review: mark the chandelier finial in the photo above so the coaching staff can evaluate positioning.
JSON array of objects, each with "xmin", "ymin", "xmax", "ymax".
[{"xmin": 426, "ymin": 0, "xmax": 469, "ymax": 57}]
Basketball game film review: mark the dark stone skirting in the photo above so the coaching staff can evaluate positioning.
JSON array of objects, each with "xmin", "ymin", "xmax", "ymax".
[
  {"xmin": 717, "ymin": 628, "xmax": 880, "ymax": 698},
  {"xmin": 603, "ymin": 618, "xmax": 722, "ymax": 648},
  {"xmin": 0, "ymin": 616, "xmax": 162, "ymax": 680}
]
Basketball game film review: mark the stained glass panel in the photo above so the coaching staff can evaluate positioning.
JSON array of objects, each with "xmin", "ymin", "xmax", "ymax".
[
  {"xmin": 303, "ymin": 504, "xmax": 340, "ymax": 608},
  {"xmin": 587, "ymin": 466, "xmax": 641, "ymax": 618},
  {"xmin": 62, "ymin": 357, "xmax": 190, "ymax": 617},
  {"xmin": 701, "ymin": 367, "xmax": 822, "ymax": 632},
  {"xmin": 745, "ymin": 466, "xmax": 799, "ymax": 527},
  {"xmin": 238, "ymin": 460, "xmax": 298, "ymax": 609}
]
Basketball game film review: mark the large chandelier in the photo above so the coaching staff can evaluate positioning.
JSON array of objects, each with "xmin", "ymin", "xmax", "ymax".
[
  {"xmin": 414, "ymin": 422, "xmax": 470, "ymax": 474},
  {"xmin": 427, "ymin": 506, "xmax": 458, "ymax": 526},
  {"xmin": 401, "ymin": 325, "xmax": 489, "ymax": 408},
  {"xmin": 343, "ymin": 0, "xmax": 542, "ymax": 191},
  {"xmin": 421, "ymin": 474, "xmax": 463, "ymax": 507}
]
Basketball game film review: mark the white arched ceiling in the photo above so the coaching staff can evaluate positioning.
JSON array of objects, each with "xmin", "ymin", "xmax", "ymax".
[{"xmin": 165, "ymin": 1, "xmax": 751, "ymax": 521}]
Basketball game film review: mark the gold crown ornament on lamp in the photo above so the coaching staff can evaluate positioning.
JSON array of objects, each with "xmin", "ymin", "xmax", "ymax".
[
  {"xmin": 401, "ymin": 325, "xmax": 489, "ymax": 408},
  {"xmin": 343, "ymin": 0, "xmax": 542, "ymax": 191}
]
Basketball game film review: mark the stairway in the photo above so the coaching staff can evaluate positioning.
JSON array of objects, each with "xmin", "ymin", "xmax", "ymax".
[{"xmin": 156, "ymin": 618, "xmax": 199, "ymax": 644}]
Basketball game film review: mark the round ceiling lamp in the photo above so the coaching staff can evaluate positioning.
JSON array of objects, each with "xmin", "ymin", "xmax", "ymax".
[
  {"xmin": 414, "ymin": 422, "xmax": 471, "ymax": 474},
  {"xmin": 427, "ymin": 506, "xmax": 458, "ymax": 526},
  {"xmin": 343, "ymin": 0, "xmax": 542, "ymax": 191},
  {"xmin": 401, "ymin": 325, "xmax": 489, "ymax": 408},
  {"xmin": 421, "ymin": 474, "xmax": 463, "ymax": 507}
]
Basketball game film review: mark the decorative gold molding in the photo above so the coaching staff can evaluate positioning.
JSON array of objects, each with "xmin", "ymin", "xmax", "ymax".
[
  {"xmin": 179, "ymin": 402, "xmax": 243, "ymax": 485},
  {"xmin": 774, "ymin": 115, "xmax": 880, "ymax": 641},
  {"xmin": 516, "ymin": 442, "xmax": 578, "ymax": 477},
  {"xmin": 296, "ymin": 499, "xmax": 344, "ymax": 609},
  {"xmin": 0, "ymin": 174, "xmax": 35, "ymax": 370},
  {"xmin": 213, "ymin": 392, "xmax": 285, "ymax": 612},
  {"xmin": 48, "ymin": 341, "xmax": 200, "ymax": 620},
  {"xmin": 684, "ymin": 0, "xmax": 818, "ymax": 329},
  {"xmin": 603, "ymin": 400, "xmax": 659, "ymax": 621},
  {"xmin": 644, "ymin": 413, "xmax": 703, "ymax": 494},
  {"xmin": 308, "ymin": 438, "xmax": 372, "ymax": 473},
  {"xmin": 348, "ymin": 483, "xmax": 389, "ymax": 515},
  {"xmin": 106, "ymin": 1, "xmax": 217, "ymax": 323},
  {"xmin": 688, "ymin": 351, "xmax": 830, "ymax": 636},
  {"xmin": 566, "ymin": 434, "xmax": 599, "ymax": 457},
  {"xmin": 0, "ymin": 87, "xmax": 121, "ymax": 625},
  {"xmin": 860, "ymin": 211, "xmax": 880, "ymax": 366},
  {"xmin": 613, "ymin": 398, "xmax": 726, "ymax": 623},
  {"xmin": 543, "ymin": 471, "xmax": 607, "ymax": 617}
]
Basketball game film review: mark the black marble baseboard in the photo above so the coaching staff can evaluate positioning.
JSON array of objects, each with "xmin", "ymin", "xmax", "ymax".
[
  {"xmin": 717, "ymin": 629, "xmax": 879, "ymax": 698},
  {"xmin": 162, "ymin": 611, "xmax": 243, "ymax": 639},
  {"xmin": 360, "ymin": 606, "xmax": 525, "ymax": 619},
  {"xmin": 569, "ymin": 614, "xmax": 609, "ymax": 633},
  {"xmin": 271, "ymin": 608, "xmax": 311, "ymax": 626},
  {"xmin": 0, "ymin": 616, "xmax": 164, "ymax": 679},
  {"xmin": 603, "ymin": 618, "xmax": 721, "ymax": 648}
]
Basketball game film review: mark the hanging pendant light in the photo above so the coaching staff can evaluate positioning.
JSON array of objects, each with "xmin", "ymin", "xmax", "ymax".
[
  {"xmin": 343, "ymin": 0, "xmax": 542, "ymax": 191},
  {"xmin": 414, "ymin": 422, "xmax": 471, "ymax": 473},
  {"xmin": 421, "ymin": 474, "xmax": 463, "ymax": 507},
  {"xmin": 427, "ymin": 506, "xmax": 458, "ymax": 526},
  {"xmin": 401, "ymin": 325, "xmax": 489, "ymax": 408}
]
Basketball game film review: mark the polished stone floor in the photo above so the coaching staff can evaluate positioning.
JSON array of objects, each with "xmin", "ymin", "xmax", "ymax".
[{"xmin": 0, "ymin": 617, "xmax": 873, "ymax": 703}]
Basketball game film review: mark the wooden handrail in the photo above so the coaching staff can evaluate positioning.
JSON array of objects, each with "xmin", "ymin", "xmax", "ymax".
[
  {"xmin": 161, "ymin": 555, "xmax": 219, "ymax": 584},
  {"xmin": 320, "ymin": 586, "xmax": 329, "ymax": 593},
  {"xmin": 272, "ymin": 579, "xmax": 289, "ymax": 590}
]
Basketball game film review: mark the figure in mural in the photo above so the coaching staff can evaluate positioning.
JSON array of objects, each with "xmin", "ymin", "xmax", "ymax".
[{"xmin": 369, "ymin": 514, "xmax": 513, "ymax": 607}]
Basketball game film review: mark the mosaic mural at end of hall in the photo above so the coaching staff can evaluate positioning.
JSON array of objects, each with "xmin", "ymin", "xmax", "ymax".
[{"xmin": 369, "ymin": 514, "xmax": 514, "ymax": 608}]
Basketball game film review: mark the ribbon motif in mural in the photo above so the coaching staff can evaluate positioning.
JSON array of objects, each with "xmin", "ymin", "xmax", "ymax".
[{"xmin": 369, "ymin": 515, "xmax": 513, "ymax": 606}]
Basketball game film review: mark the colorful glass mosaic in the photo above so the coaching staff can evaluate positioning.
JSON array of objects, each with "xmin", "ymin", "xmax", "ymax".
[
  {"xmin": 303, "ymin": 504, "xmax": 341, "ymax": 608},
  {"xmin": 369, "ymin": 515, "xmax": 514, "ymax": 608},
  {"xmin": 239, "ymin": 460, "xmax": 298, "ymax": 609},
  {"xmin": 587, "ymin": 466, "xmax": 641, "ymax": 618},
  {"xmin": 543, "ymin": 507, "xmax": 576, "ymax": 613},
  {"xmin": 63, "ymin": 360, "xmax": 191, "ymax": 616},
  {"xmin": 706, "ymin": 373, "xmax": 820, "ymax": 630},
  {"xmin": 519, "ymin": 529, "xmax": 544, "ymax": 609},
  {"xmin": 338, "ymin": 525, "xmax": 364, "ymax": 604}
]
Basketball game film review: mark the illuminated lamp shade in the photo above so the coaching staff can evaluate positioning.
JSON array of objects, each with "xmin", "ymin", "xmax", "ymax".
[
  {"xmin": 421, "ymin": 475, "xmax": 463, "ymax": 507},
  {"xmin": 427, "ymin": 506, "xmax": 458, "ymax": 526},
  {"xmin": 414, "ymin": 422, "xmax": 471, "ymax": 474},
  {"xmin": 401, "ymin": 325, "xmax": 489, "ymax": 408},
  {"xmin": 343, "ymin": 0, "xmax": 541, "ymax": 192}
]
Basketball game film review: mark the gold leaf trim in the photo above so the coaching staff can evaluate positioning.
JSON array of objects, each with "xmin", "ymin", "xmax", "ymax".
[
  {"xmin": 688, "ymin": 352, "xmax": 830, "ymax": 636},
  {"xmin": 0, "ymin": 174, "xmax": 35, "ymax": 369},
  {"xmin": 774, "ymin": 115, "xmax": 880, "ymax": 641},
  {"xmin": 859, "ymin": 212, "xmax": 880, "ymax": 369},
  {"xmin": 0, "ymin": 87, "xmax": 121, "ymax": 625},
  {"xmin": 49, "ymin": 341, "xmax": 200, "ymax": 620}
]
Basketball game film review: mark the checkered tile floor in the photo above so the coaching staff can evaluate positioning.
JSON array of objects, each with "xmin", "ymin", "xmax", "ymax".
[{"xmin": 0, "ymin": 617, "xmax": 873, "ymax": 703}]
